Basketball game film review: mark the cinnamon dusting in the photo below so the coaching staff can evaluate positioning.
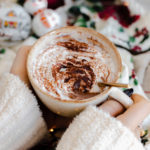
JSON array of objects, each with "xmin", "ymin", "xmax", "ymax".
[{"xmin": 57, "ymin": 39, "xmax": 88, "ymax": 52}]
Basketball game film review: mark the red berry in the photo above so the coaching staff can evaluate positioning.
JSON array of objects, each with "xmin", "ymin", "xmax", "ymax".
[
  {"xmin": 132, "ymin": 46, "xmax": 141, "ymax": 52},
  {"xmin": 132, "ymin": 74, "xmax": 135, "ymax": 78},
  {"xmin": 134, "ymin": 27, "xmax": 148, "ymax": 37}
]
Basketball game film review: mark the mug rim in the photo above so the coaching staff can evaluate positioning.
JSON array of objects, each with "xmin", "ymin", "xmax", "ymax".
[{"xmin": 27, "ymin": 26, "xmax": 122, "ymax": 104}]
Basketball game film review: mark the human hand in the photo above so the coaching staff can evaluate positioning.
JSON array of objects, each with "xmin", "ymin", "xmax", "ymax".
[
  {"xmin": 99, "ymin": 94, "xmax": 150, "ymax": 138},
  {"xmin": 10, "ymin": 46, "xmax": 31, "ymax": 86},
  {"xmin": 117, "ymin": 94, "xmax": 150, "ymax": 132},
  {"xmin": 10, "ymin": 46, "xmax": 72, "ymax": 129},
  {"xmin": 10, "ymin": 46, "xmax": 150, "ymax": 138}
]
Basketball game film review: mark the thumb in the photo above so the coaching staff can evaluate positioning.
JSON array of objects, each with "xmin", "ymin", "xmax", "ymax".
[
  {"xmin": 10, "ymin": 46, "xmax": 31, "ymax": 85},
  {"xmin": 98, "ymin": 97, "xmax": 125, "ymax": 117}
]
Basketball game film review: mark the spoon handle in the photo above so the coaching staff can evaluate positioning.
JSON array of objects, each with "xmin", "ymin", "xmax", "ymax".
[{"xmin": 98, "ymin": 82, "xmax": 130, "ymax": 88}]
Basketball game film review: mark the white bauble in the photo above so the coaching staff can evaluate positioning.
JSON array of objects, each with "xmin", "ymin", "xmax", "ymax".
[
  {"xmin": 0, "ymin": 3, "xmax": 31, "ymax": 45},
  {"xmin": 24, "ymin": 0, "xmax": 47, "ymax": 15},
  {"xmin": 32, "ymin": 9, "xmax": 66, "ymax": 37}
]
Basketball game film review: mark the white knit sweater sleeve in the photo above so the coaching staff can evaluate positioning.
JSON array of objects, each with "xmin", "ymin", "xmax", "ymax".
[
  {"xmin": 0, "ymin": 73, "xmax": 47, "ymax": 150},
  {"xmin": 57, "ymin": 106, "xmax": 145, "ymax": 150}
]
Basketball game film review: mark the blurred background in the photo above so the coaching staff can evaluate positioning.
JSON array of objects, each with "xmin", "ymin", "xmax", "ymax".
[{"xmin": 0, "ymin": 0, "xmax": 150, "ymax": 149}]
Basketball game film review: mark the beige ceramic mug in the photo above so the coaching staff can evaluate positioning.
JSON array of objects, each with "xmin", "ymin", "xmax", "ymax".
[{"xmin": 27, "ymin": 26, "xmax": 133, "ymax": 117}]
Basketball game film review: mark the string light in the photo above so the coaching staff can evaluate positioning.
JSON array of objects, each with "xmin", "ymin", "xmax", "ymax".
[{"xmin": 49, "ymin": 128, "xmax": 54, "ymax": 133}]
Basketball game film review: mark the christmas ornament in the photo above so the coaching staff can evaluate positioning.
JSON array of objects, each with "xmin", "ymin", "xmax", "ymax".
[
  {"xmin": 24, "ymin": 0, "xmax": 48, "ymax": 15},
  {"xmin": 32, "ymin": 9, "xmax": 64, "ymax": 36},
  {"xmin": 0, "ymin": 3, "xmax": 31, "ymax": 45},
  {"xmin": 24, "ymin": 0, "xmax": 67, "ymax": 37}
]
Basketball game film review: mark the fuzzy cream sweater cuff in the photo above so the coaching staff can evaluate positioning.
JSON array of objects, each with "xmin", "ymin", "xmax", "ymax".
[
  {"xmin": 57, "ymin": 106, "xmax": 144, "ymax": 150},
  {"xmin": 0, "ymin": 73, "xmax": 47, "ymax": 150}
]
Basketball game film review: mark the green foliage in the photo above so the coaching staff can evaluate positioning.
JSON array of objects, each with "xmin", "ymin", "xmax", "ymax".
[{"xmin": 0, "ymin": 48, "xmax": 6, "ymax": 54}]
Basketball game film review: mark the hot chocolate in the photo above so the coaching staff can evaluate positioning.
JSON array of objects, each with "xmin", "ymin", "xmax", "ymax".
[{"xmin": 28, "ymin": 27, "xmax": 121, "ymax": 101}]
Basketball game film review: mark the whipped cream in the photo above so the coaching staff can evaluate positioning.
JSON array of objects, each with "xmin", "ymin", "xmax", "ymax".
[{"xmin": 29, "ymin": 28, "xmax": 119, "ymax": 100}]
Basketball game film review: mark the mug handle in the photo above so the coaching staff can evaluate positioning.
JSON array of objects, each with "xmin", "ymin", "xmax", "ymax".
[{"xmin": 109, "ymin": 87, "xmax": 133, "ymax": 108}]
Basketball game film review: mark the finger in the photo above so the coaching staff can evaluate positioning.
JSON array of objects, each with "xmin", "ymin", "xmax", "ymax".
[
  {"xmin": 10, "ymin": 46, "xmax": 31, "ymax": 85},
  {"xmin": 131, "ymin": 94, "xmax": 148, "ymax": 103},
  {"xmin": 134, "ymin": 126, "xmax": 147, "ymax": 140},
  {"xmin": 117, "ymin": 94, "xmax": 150, "ymax": 131},
  {"xmin": 98, "ymin": 97, "xmax": 125, "ymax": 117},
  {"xmin": 134, "ymin": 126, "xmax": 142, "ymax": 140},
  {"xmin": 12, "ymin": 46, "xmax": 31, "ymax": 67},
  {"xmin": 11, "ymin": 46, "xmax": 31, "ymax": 72}
]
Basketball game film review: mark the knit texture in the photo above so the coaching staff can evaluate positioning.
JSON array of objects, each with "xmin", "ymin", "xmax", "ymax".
[
  {"xmin": 57, "ymin": 106, "xmax": 144, "ymax": 150},
  {"xmin": 0, "ymin": 73, "xmax": 47, "ymax": 150}
]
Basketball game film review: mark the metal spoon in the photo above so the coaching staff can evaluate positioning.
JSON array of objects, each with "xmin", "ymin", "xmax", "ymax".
[{"xmin": 98, "ymin": 82, "xmax": 130, "ymax": 88}]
